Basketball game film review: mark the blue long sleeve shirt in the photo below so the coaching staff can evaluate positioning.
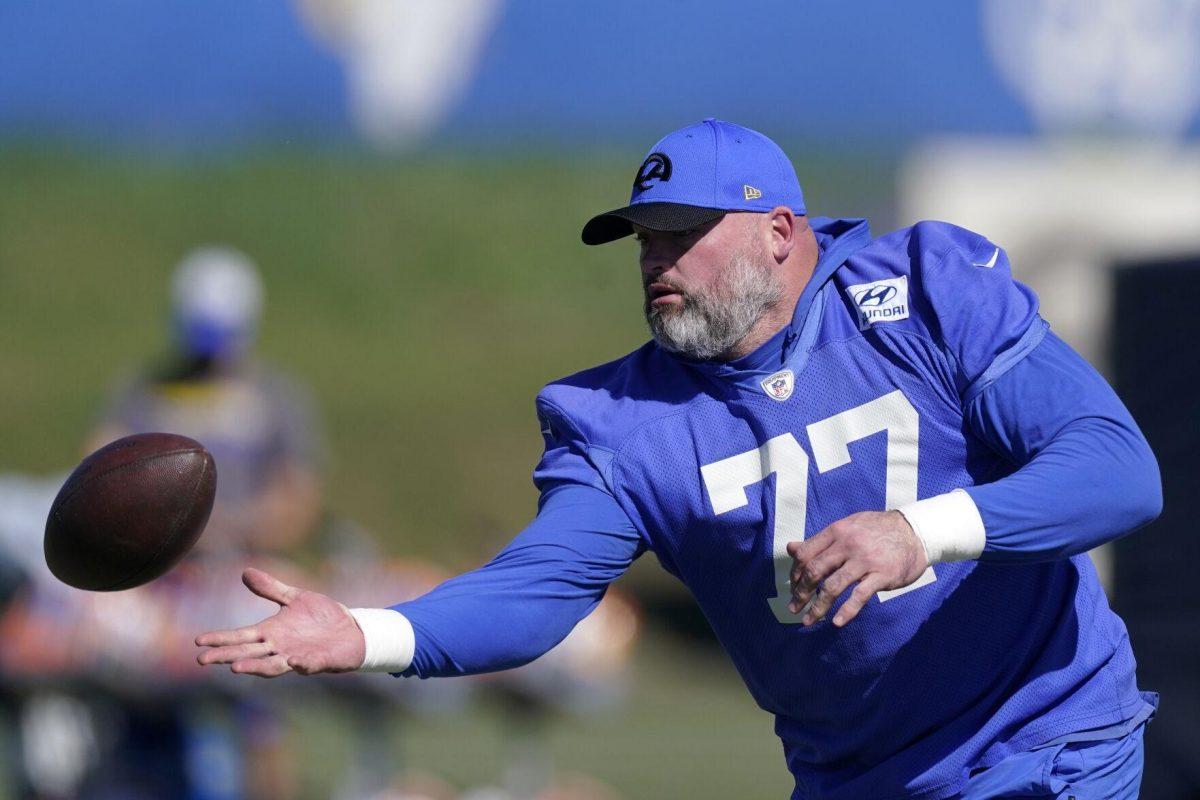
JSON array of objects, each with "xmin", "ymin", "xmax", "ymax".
[{"xmin": 394, "ymin": 328, "xmax": 1160, "ymax": 679}]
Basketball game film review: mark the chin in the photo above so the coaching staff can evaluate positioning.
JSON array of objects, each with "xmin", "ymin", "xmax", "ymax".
[{"xmin": 645, "ymin": 303, "xmax": 682, "ymax": 323}]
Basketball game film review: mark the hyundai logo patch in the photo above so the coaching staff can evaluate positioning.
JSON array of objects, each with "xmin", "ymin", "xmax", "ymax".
[{"xmin": 846, "ymin": 276, "xmax": 910, "ymax": 330}]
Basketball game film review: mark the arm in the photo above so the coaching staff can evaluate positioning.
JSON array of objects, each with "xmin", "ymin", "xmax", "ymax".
[
  {"xmin": 236, "ymin": 371, "xmax": 326, "ymax": 551},
  {"xmin": 905, "ymin": 330, "xmax": 1162, "ymax": 564},
  {"xmin": 385, "ymin": 483, "xmax": 642, "ymax": 677},
  {"xmin": 788, "ymin": 225, "xmax": 1159, "ymax": 625},
  {"xmin": 195, "ymin": 483, "xmax": 641, "ymax": 677},
  {"xmin": 238, "ymin": 461, "xmax": 323, "ymax": 551},
  {"xmin": 789, "ymin": 331, "xmax": 1162, "ymax": 626}
]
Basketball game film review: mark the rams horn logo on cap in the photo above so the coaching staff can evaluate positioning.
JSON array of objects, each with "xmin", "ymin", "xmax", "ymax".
[{"xmin": 634, "ymin": 152, "xmax": 673, "ymax": 191}]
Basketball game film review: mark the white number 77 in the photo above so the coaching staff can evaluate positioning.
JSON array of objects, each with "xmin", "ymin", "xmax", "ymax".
[{"xmin": 700, "ymin": 390, "xmax": 936, "ymax": 624}]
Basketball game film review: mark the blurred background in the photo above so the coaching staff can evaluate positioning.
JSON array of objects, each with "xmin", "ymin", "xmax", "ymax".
[{"xmin": 1, "ymin": 1, "xmax": 1198, "ymax": 798}]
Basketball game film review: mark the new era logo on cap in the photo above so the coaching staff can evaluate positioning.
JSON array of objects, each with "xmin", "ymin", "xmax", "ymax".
[{"xmin": 581, "ymin": 119, "xmax": 807, "ymax": 245}]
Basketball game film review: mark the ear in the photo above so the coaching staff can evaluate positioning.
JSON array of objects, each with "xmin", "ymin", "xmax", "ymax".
[{"xmin": 766, "ymin": 206, "xmax": 797, "ymax": 263}]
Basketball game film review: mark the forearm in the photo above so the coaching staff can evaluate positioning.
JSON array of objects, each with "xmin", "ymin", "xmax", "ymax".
[
  {"xmin": 354, "ymin": 484, "xmax": 642, "ymax": 677},
  {"xmin": 901, "ymin": 331, "xmax": 1161, "ymax": 565},
  {"xmin": 394, "ymin": 554, "xmax": 615, "ymax": 677},
  {"xmin": 965, "ymin": 417, "xmax": 1160, "ymax": 562}
]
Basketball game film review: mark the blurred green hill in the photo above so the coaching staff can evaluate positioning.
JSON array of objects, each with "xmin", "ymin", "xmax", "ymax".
[{"xmin": 0, "ymin": 146, "xmax": 894, "ymax": 564}]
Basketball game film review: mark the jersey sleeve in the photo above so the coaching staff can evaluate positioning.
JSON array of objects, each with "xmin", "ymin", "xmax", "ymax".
[
  {"xmin": 262, "ymin": 369, "xmax": 327, "ymax": 471},
  {"xmin": 961, "ymin": 331, "xmax": 1162, "ymax": 562},
  {"xmin": 912, "ymin": 222, "xmax": 1043, "ymax": 402},
  {"xmin": 897, "ymin": 224, "xmax": 1159, "ymax": 563},
  {"xmin": 94, "ymin": 374, "xmax": 150, "ymax": 434},
  {"xmin": 392, "ymin": 482, "xmax": 643, "ymax": 678},
  {"xmin": 388, "ymin": 391, "xmax": 644, "ymax": 678},
  {"xmin": 900, "ymin": 330, "xmax": 1162, "ymax": 564}
]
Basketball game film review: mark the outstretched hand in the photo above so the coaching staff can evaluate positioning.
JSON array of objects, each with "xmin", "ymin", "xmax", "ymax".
[
  {"xmin": 195, "ymin": 568, "xmax": 366, "ymax": 677},
  {"xmin": 786, "ymin": 510, "xmax": 929, "ymax": 628}
]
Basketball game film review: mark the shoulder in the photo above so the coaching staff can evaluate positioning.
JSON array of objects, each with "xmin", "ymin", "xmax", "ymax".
[
  {"xmin": 536, "ymin": 342, "xmax": 702, "ymax": 451},
  {"xmin": 101, "ymin": 369, "xmax": 156, "ymax": 414},
  {"xmin": 829, "ymin": 220, "xmax": 1042, "ymax": 391},
  {"xmin": 839, "ymin": 220, "xmax": 1005, "ymax": 286},
  {"xmin": 837, "ymin": 219, "xmax": 1037, "ymax": 323}
]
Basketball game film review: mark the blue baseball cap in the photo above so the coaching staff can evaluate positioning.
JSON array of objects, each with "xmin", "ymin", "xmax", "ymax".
[
  {"xmin": 581, "ymin": 118, "xmax": 806, "ymax": 245},
  {"xmin": 170, "ymin": 246, "xmax": 263, "ymax": 359}
]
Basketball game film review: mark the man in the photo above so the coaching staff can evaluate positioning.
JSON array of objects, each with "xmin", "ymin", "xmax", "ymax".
[
  {"xmin": 94, "ymin": 246, "xmax": 325, "ymax": 799},
  {"xmin": 90, "ymin": 246, "xmax": 324, "ymax": 555},
  {"xmin": 198, "ymin": 120, "xmax": 1161, "ymax": 799}
]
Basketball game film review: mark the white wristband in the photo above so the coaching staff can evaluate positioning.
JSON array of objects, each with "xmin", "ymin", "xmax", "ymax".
[
  {"xmin": 898, "ymin": 489, "xmax": 986, "ymax": 565},
  {"xmin": 349, "ymin": 608, "xmax": 416, "ymax": 672}
]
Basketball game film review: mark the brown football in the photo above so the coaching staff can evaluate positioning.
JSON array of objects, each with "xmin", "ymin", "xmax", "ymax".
[{"xmin": 44, "ymin": 433, "xmax": 217, "ymax": 591}]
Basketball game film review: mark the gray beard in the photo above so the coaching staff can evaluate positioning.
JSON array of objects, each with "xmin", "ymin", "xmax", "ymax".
[{"xmin": 644, "ymin": 247, "xmax": 783, "ymax": 361}]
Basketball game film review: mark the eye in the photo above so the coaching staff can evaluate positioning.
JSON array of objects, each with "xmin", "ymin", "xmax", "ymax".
[{"xmin": 672, "ymin": 228, "xmax": 698, "ymax": 239}]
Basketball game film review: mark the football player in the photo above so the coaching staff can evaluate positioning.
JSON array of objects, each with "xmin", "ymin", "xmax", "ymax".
[{"xmin": 198, "ymin": 120, "xmax": 1160, "ymax": 799}]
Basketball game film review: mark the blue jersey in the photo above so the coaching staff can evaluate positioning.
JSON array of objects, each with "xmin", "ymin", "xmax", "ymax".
[{"xmin": 396, "ymin": 217, "xmax": 1159, "ymax": 799}]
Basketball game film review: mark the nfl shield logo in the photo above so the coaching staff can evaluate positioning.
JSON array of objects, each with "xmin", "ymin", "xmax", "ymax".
[{"xmin": 760, "ymin": 369, "xmax": 795, "ymax": 402}]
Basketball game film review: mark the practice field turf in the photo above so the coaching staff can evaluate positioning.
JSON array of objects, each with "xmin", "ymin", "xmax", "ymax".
[
  {"xmin": 285, "ymin": 629, "xmax": 792, "ymax": 799},
  {"xmin": 0, "ymin": 626, "xmax": 791, "ymax": 799}
]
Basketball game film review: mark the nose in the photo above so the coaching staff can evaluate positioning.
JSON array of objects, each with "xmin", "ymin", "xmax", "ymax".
[
  {"xmin": 639, "ymin": 239, "xmax": 672, "ymax": 278},
  {"xmin": 641, "ymin": 258, "xmax": 665, "ymax": 279}
]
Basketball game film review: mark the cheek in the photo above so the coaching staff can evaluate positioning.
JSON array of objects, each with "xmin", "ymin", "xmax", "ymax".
[{"xmin": 674, "ymin": 252, "xmax": 723, "ymax": 290}]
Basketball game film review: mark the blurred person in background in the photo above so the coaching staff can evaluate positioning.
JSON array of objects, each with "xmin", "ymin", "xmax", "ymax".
[
  {"xmin": 88, "ymin": 245, "xmax": 324, "ymax": 557},
  {"xmin": 83, "ymin": 246, "xmax": 327, "ymax": 800}
]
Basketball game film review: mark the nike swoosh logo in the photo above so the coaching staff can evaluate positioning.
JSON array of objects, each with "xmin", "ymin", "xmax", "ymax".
[{"xmin": 973, "ymin": 247, "xmax": 1000, "ymax": 269}]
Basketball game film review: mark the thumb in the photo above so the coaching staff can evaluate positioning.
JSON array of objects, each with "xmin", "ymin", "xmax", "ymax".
[
  {"xmin": 288, "ymin": 653, "xmax": 326, "ymax": 676},
  {"xmin": 243, "ymin": 568, "xmax": 301, "ymax": 607}
]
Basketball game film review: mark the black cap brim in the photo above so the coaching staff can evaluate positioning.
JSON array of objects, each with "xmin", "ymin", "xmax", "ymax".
[{"xmin": 581, "ymin": 202, "xmax": 727, "ymax": 245}]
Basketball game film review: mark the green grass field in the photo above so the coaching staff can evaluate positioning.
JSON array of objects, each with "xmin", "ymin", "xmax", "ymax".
[
  {"xmin": 285, "ymin": 631, "xmax": 790, "ymax": 799},
  {"xmin": 0, "ymin": 146, "xmax": 896, "ymax": 798}
]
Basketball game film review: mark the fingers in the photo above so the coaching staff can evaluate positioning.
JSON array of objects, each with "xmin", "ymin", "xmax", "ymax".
[
  {"xmin": 197, "ymin": 641, "xmax": 275, "ymax": 667},
  {"xmin": 831, "ymin": 574, "xmax": 887, "ymax": 628},
  {"xmin": 786, "ymin": 513, "xmax": 910, "ymax": 627},
  {"xmin": 786, "ymin": 531, "xmax": 833, "ymax": 562},
  {"xmin": 789, "ymin": 545, "xmax": 846, "ymax": 614},
  {"xmin": 195, "ymin": 626, "xmax": 264, "ymax": 648},
  {"xmin": 242, "ymin": 568, "xmax": 301, "ymax": 607},
  {"xmin": 786, "ymin": 526, "xmax": 840, "ymax": 607},
  {"xmin": 230, "ymin": 654, "xmax": 292, "ymax": 678},
  {"xmin": 800, "ymin": 562, "xmax": 866, "ymax": 625}
]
